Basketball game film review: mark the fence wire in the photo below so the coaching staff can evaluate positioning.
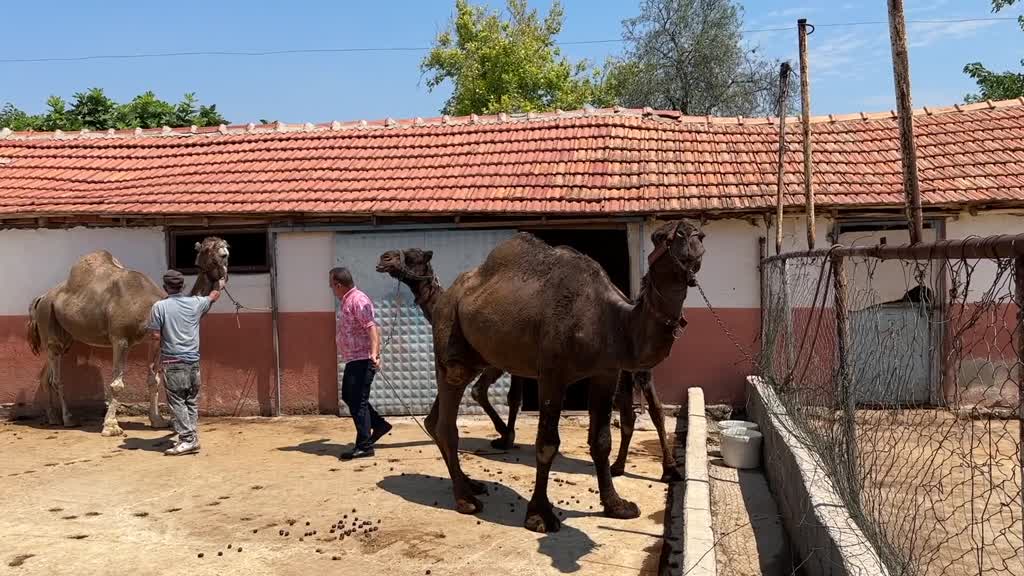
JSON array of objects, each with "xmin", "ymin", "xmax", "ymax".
[{"xmin": 760, "ymin": 252, "xmax": 1023, "ymax": 576}]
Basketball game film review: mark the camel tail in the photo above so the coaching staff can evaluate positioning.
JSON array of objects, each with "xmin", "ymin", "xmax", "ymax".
[{"xmin": 26, "ymin": 296, "xmax": 44, "ymax": 356}]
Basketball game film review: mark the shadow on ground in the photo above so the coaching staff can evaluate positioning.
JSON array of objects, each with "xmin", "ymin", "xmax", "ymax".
[{"xmin": 377, "ymin": 472, "xmax": 599, "ymax": 573}]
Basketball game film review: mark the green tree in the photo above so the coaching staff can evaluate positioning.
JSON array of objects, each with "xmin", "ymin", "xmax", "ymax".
[
  {"xmin": 963, "ymin": 0, "xmax": 1023, "ymax": 102},
  {"xmin": 71, "ymin": 88, "xmax": 118, "ymax": 129},
  {"xmin": 421, "ymin": 0, "xmax": 615, "ymax": 115},
  {"xmin": 1, "ymin": 90, "xmax": 228, "ymax": 131},
  {"xmin": 606, "ymin": 0, "xmax": 795, "ymax": 116}
]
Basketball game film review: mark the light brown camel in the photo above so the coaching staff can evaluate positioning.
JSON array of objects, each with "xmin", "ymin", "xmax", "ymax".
[
  {"xmin": 422, "ymin": 220, "xmax": 703, "ymax": 532},
  {"xmin": 26, "ymin": 238, "xmax": 229, "ymax": 436},
  {"xmin": 375, "ymin": 248, "xmax": 681, "ymax": 482}
]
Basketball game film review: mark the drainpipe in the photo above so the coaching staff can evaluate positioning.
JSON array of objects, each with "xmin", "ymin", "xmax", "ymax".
[{"xmin": 269, "ymin": 231, "xmax": 282, "ymax": 416}]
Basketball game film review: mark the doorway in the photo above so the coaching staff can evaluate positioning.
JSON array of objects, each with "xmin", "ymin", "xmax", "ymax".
[{"xmin": 515, "ymin": 227, "xmax": 632, "ymax": 412}]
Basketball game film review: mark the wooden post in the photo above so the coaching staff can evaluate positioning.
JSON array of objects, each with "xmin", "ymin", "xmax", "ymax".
[
  {"xmin": 831, "ymin": 254, "xmax": 858, "ymax": 494},
  {"xmin": 887, "ymin": 0, "xmax": 924, "ymax": 244},
  {"xmin": 798, "ymin": 19, "xmax": 816, "ymax": 250},
  {"xmin": 1015, "ymin": 256, "xmax": 1024, "ymax": 509},
  {"xmin": 774, "ymin": 61, "xmax": 792, "ymax": 255}
]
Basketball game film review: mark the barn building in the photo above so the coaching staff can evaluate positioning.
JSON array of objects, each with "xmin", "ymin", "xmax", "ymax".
[{"xmin": 1, "ymin": 99, "xmax": 1022, "ymax": 417}]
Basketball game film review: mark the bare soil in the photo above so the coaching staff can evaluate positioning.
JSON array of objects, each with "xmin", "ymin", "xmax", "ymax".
[
  {"xmin": 706, "ymin": 423, "xmax": 792, "ymax": 576},
  {"xmin": 1, "ymin": 414, "xmax": 671, "ymax": 575},
  {"xmin": 855, "ymin": 410, "xmax": 1023, "ymax": 576}
]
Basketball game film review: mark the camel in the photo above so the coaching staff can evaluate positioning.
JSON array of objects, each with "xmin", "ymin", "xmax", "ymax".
[
  {"xmin": 26, "ymin": 238, "xmax": 229, "ymax": 437},
  {"xmin": 375, "ymin": 248, "xmax": 681, "ymax": 482},
  {"xmin": 421, "ymin": 219, "xmax": 703, "ymax": 532}
]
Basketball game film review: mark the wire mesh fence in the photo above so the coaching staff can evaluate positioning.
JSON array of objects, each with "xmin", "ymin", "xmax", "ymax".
[{"xmin": 760, "ymin": 244, "xmax": 1023, "ymax": 576}]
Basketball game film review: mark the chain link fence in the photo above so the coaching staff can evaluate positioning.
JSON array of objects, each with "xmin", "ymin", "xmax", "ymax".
[{"xmin": 760, "ymin": 240, "xmax": 1023, "ymax": 576}]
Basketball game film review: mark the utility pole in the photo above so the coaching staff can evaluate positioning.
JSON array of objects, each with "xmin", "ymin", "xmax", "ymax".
[
  {"xmin": 798, "ymin": 19, "xmax": 815, "ymax": 250},
  {"xmin": 887, "ymin": 0, "xmax": 924, "ymax": 244},
  {"xmin": 774, "ymin": 61, "xmax": 792, "ymax": 255}
]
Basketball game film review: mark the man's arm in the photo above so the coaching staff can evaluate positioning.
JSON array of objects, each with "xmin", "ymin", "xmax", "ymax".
[
  {"xmin": 369, "ymin": 324, "xmax": 381, "ymax": 369},
  {"xmin": 208, "ymin": 279, "xmax": 225, "ymax": 303}
]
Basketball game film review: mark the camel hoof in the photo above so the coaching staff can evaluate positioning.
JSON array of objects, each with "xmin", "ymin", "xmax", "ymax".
[
  {"xmin": 610, "ymin": 463, "xmax": 626, "ymax": 477},
  {"xmin": 101, "ymin": 425, "xmax": 124, "ymax": 437},
  {"xmin": 604, "ymin": 497, "xmax": 640, "ymax": 520},
  {"xmin": 490, "ymin": 436, "xmax": 515, "ymax": 450},
  {"xmin": 455, "ymin": 496, "xmax": 483, "ymax": 515},
  {"xmin": 524, "ymin": 506, "xmax": 561, "ymax": 533},
  {"xmin": 660, "ymin": 466, "xmax": 684, "ymax": 483}
]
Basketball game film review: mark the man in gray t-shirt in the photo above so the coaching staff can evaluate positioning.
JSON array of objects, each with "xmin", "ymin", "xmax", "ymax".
[{"xmin": 148, "ymin": 270, "xmax": 224, "ymax": 456}]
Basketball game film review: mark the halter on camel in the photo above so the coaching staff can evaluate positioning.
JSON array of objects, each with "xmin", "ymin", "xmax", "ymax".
[{"xmin": 643, "ymin": 221, "xmax": 703, "ymax": 337}]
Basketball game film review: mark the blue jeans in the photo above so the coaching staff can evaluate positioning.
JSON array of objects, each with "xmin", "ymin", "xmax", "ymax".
[{"xmin": 341, "ymin": 359, "xmax": 388, "ymax": 450}]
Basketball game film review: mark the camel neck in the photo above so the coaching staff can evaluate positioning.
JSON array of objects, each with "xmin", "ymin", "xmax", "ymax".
[
  {"xmin": 617, "ymin": 265, "xmax": 689, "ymax": 369},
  {"xmin": 402, "ymin": 276, "xmax": 443, "ymax": 323},
  {"xmin": 190, "ymin": 274, "xmax": 214, "ymax": 297}
]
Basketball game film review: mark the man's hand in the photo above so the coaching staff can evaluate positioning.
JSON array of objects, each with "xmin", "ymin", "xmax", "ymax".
[{"xmin": 371, "ymin": 352, "xmax": 382, "ymax": 370}]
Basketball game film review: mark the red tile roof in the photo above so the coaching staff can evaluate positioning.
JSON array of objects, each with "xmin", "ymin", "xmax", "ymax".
[{"xmin": 1, "ymin": 99, "xmax": 1023, "ymax": 218}]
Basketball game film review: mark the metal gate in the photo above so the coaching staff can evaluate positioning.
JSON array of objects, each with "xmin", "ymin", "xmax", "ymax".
[
  {"xmin": 850, "ymin": 302, "xmax": 932, "ymax": 405},
  {"xmin": 334, "ymin": 228, "xmax": 516, "ymax": 416}
]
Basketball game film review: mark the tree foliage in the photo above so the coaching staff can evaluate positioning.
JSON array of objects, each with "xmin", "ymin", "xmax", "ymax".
[
  {"xmin": 0, "ymin": 89, "xmax": 227, "ymax": 131},
  {"xmin": 964, "ymin": 0, "xmax": 1023, "ymax": 102},
  {"xmin": 421, "ymin": 0, "xmax": 615, "ymax": 115},
  {"xmin": 606, "ymin": 0, "xmax": 796, "ymax": 116}
]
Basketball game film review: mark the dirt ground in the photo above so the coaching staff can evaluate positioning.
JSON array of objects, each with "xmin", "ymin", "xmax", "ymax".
[
  {"xmin": 1, "ymin": 414, "xmax": 672, "ymax": 576},
  {"xmin": 855, "ymin": 410, "xmax": 1023, "ymax": 576},
  {"xmin": 705, "ymin": 423, "xmax": 792, "ymax": 576}
]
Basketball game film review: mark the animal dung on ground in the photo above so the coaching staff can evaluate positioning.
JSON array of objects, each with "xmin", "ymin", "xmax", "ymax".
[{"xmin": 217, "ymin": 551, "xmax": 223, "ymax": 557}]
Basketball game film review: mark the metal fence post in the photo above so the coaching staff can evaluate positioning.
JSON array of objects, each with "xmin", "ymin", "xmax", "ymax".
[{"xmin": 831, "ymin": 253, "xmax": 858, "ymax": 496}]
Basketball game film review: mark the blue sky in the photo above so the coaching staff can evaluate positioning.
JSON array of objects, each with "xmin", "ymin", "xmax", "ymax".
[{"xmin": 1, "ymin": 0, "xmax": 1021, "ymax": 124}]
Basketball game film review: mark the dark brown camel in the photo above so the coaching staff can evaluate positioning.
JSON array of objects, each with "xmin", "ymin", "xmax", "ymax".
[
  {"xmin": 421, "ymin": 220, "xmax": 703, "ymax": 532},
  {"xmin": 375, "ymin": 248, "xmax": 681, "ymax": 482},
  {"xmin": 27, "ymin": 238, "xmax": 229, "ymax": 435}
]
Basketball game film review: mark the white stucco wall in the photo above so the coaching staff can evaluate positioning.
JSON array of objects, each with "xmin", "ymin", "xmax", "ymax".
[
  {"xmin": 946, "ymin": 211, "xmax": 1024, "ymax": 303},
  {"xmin": 276, "ymin": 232, "xmax": 335, "ymax": 313},
  {"xmin": 0, "ymin": 227, "xmax": 166, "ymax": 315}
]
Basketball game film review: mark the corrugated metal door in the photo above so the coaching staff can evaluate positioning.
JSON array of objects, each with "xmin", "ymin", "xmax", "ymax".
[
  {"xmin": 334, "ymin": 228, "xmax": 516, "ymax": 416},
  {"xmin": 850, "ymin": 303, "xmax": 932, "ymax": 405}
]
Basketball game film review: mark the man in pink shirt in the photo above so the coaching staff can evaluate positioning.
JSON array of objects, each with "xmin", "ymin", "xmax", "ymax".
[{"xmin": 330, "ymin": 267, "xmax": 391, "ymax": 459}]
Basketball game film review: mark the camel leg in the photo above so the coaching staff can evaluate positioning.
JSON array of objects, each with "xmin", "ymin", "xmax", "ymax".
[
  {"xmin": 427, "ymin": 376, "xmax": 486, "ymax": 496},
  {"xmin": 43, "ymin": 360, "xmax": 59, "ymax": 426},
  {"xmin": 524, "ymin": 378, "xmax": 565, "ymax": 533},
  {"xmin": 589, "ymin": 371, "xmax": 640, "ymax": 520},
  {"xmin": 611, "ymin": 372, "xmax": 635, "ymax": 477},
  {"xmin": 503, "ymin": 376, "xmax": 523, "ymax": 449},
  {"xmin": 470, "ymin": 367, "xmax": 513, "ymax": 449},
  {"xmin": 46, "ymin": 349, "xmax": 77, "ymax": 427},
  {"xmin": 146, "ymin": 361, "xmax": 170, "ymax": 429},
  {"xmin": 101, "ymin": 341, "xmax": 127, "ymax": 437},
  {"xmin": 643, "ymin": 380, "xmax": 682, "ymax": 482},
  {"xmin": 438, "ymin": 381, "xmax": 482, "ymax": 514}
]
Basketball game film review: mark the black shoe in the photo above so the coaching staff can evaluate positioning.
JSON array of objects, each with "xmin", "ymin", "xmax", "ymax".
[
  {"xmin": 340, "ymin": 447, "xmax": 375, "ymax": 460},
  {"xmin": 369, "ymin": 422, "xmax": 393, "ymax": 445}
]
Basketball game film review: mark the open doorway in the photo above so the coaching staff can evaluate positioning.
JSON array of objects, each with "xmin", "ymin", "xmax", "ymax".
[{"xmin": 515, "ymin": 227, "xmax": 632, "ymax": 412}]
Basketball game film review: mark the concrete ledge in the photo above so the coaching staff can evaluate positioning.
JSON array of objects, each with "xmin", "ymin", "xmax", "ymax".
[
  {"xmin": 682, "ymin": 387, "xmax": 717, "ymax": 576},
  {"xmin": 747, "ymin": 376, "xmax": 890, "ymax": 576}
]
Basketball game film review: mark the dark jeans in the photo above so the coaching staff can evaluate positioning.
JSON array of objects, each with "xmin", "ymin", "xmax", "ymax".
[
  {"xmin": 163, "ymin": 362, "xmax": 200, "ymax": 444},
  {"xmin": 341, "ymin": 359, "xmax": 388, "ymax": 450}
]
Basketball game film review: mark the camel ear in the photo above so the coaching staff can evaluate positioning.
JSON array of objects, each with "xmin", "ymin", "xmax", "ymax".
[
  {"xmin": 194, "ymin": 241, "xmax": 202, "ymax": 252},
  {"xmin": 423, "ymin": 250, "xmax": 433, "ymax": 262},
  {"xmin": 650, "ymin": 228, "xmax": 667, "ymax": 246}
]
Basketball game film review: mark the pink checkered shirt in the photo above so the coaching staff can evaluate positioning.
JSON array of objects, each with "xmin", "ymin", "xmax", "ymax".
[{"xmin": 335, "ymin": 287, "xmax": 377, "ymax": 362}]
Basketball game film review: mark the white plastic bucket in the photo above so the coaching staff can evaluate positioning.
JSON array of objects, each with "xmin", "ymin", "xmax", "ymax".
[
  {"xmin": 720, "ymin": 428, "xmax": 764, "ymax": 470},
  {"xmin": 718, "ymin": 420, "xmax": 759, "ymax": 431}
]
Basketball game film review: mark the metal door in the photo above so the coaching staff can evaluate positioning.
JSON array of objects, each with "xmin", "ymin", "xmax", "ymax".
[{"xmin": 334, "ymin": 228, "xmax": 516, "ymax": 416}]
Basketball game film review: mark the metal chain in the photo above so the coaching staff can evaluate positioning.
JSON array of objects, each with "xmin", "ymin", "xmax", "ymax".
[{"xmin": 694, "ymin": 281, "xmax": 760, "ymax": 368}]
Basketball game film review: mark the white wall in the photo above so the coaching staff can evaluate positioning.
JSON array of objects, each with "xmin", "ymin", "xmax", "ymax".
[
  {"xmin": 277, "ymin": 232, "xmax": 335, "ymax": 313},
  {"xmin": 0, "ymin": 227, "xmax": 166, "ymax": 315},
  {"xmin": 947, "ymin": 211, "xmax": 1024, "ymax": 303}
]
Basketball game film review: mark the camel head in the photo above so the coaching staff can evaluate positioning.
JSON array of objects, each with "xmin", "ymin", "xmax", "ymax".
[
  {"xmin": 194, "ymin": 237, "xmax": 230, "ymax": 285},
  {"xmin": 376, "ymin": 248, "xmax": 435, "ymax": 282},
  {"xmin": 649, "ymin": 219, "xmax": 705, "ymax": 287}
]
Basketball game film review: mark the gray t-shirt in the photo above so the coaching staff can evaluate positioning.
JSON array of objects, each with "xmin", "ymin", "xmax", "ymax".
[{"xmin": 148, "ymin": 294, "xmax": 213, "ymax": 363}]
